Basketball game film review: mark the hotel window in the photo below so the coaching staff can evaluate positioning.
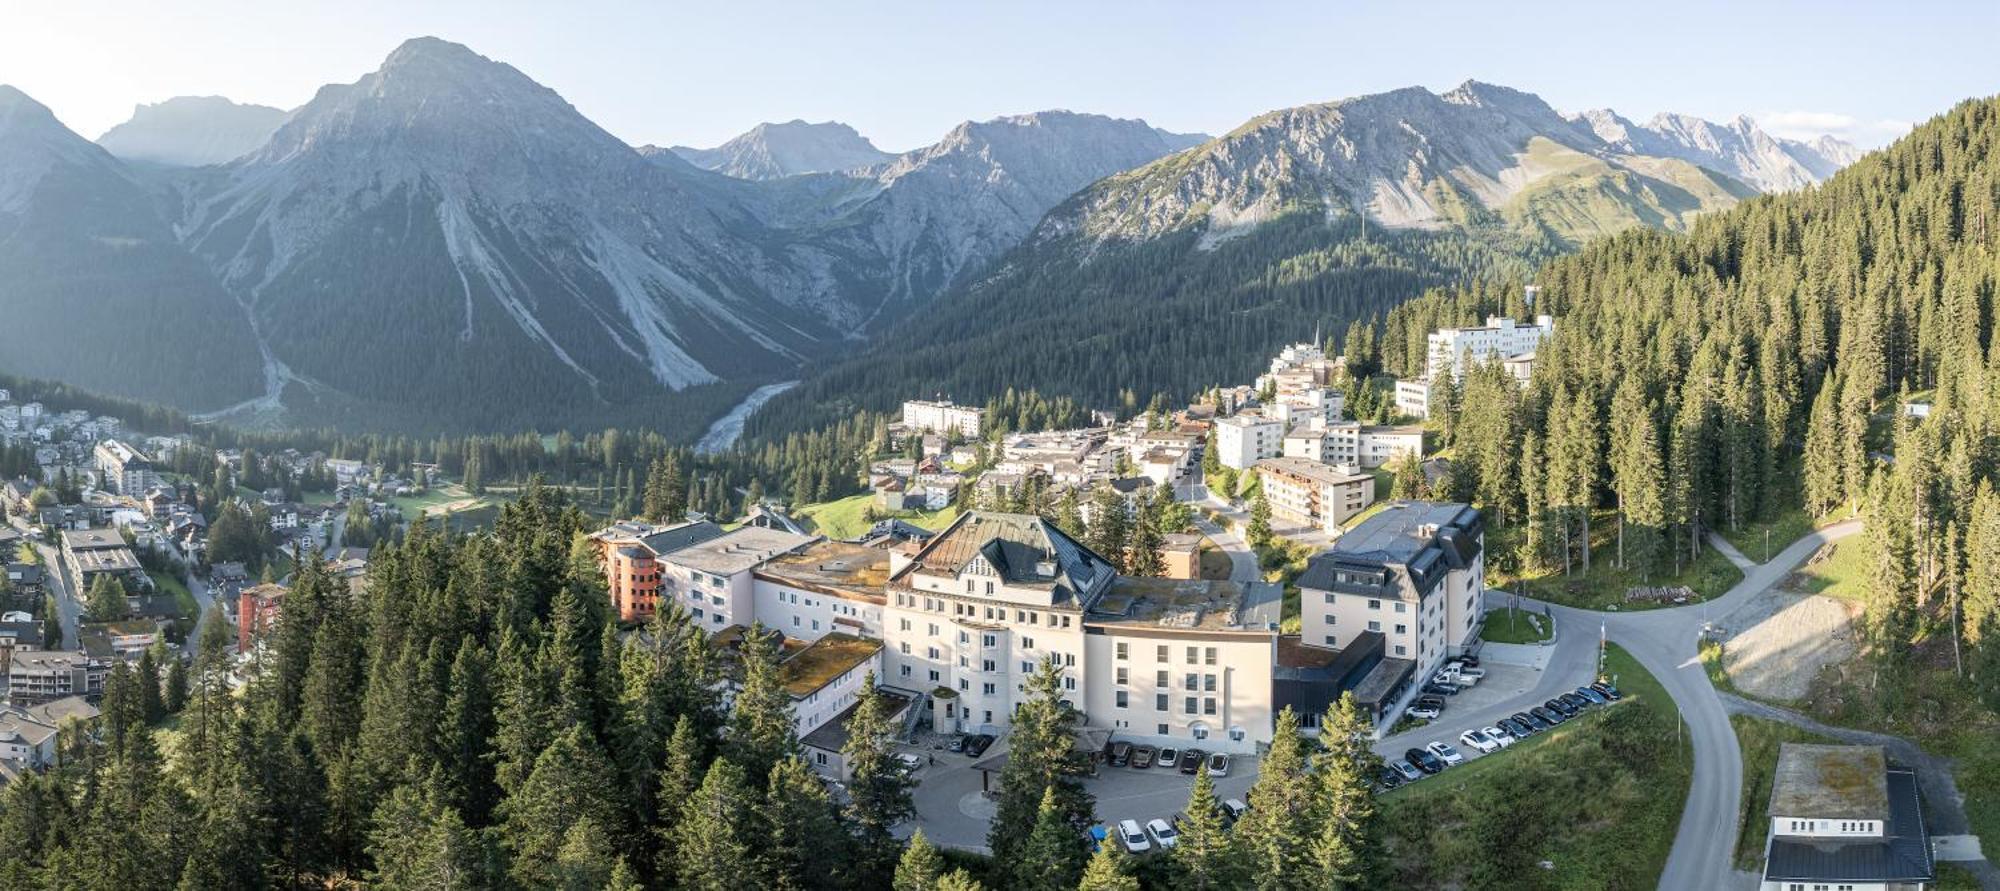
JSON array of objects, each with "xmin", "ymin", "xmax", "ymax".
[
  {"xmin": 1204, "ymin": 698, "xmax": 1217, "ymax": 715},
  {"xmin": 1157, "ymin": 645, "xmax": 1169, "ymax": 662},
  {"xmin": 1203, "ymin": 674, "xmax": 1217, "ymax": 692},
  {"xmin": 1115, "ymin": 642, "xmax": 1128, "ymax": 660},
  {"xmin": 1323, "ymin": 614, "xmax": 1336, "ymax": 625},
  {"xmin": 1368, "ymin": 599, "xmax": 1381, "ymax": 610},
  {"xmin": 982, "ymin": 683, "xmax": 996, "ymax": 695},
  {"xmin": 899, "ymin": 643, "xmax": 911, "ymax": 654},
  {"xmin": 958, "ymin": 680, "xmax": 969, "ymax": 691},
  {"xmin": 1022, "ymin": 661, "xmax": 1033, "ymax": 673},
  {"xmin": 1156, "ymin": 670, "xmax": 1169, "ymax": 687},
  {"xmin": 1184, "ymin": 697, "xmax": 1198, "ymax": 714},
  {"xmin": 1325, "ymin": 634, "xmax": 1337, "ymax": 646},
  {"xmin": 985, "ymin": 581, "xmax": 994, "ymax": 595},
  {"xmin": 1064, "ymin": 677, "xmax": 1076, "ymax": 690},
  {"xmin": 929, "ymin": 670, "xmax": 940, "ymax": 682},
  {"xmin": 1395, "ymin": 602, "xmax": 1407, "ymax": 613},
  {"xmin": 1394, "ymin": 645, "xmax": 1406, "ymax": 656},
  {"xmin": 983, "ymin": 634, "xmax": 996, "ymax": 647},
  {"xmin": 1186, "ymin": 646, "xmax": 1199, "ymax": 664},
  {"xmin": 1115, "ymin": 691, "xmax": 1128, "ymax": 708},
  {"xmin": 900, "ymin": 665, "xmax": 911, "ymax": 677},
  {"xmin": 1184, "ymin": 673, "xmax": 1198, "ymax": 691},
  {"xmin": 1367, "ymin": 621, "xmax": 1381, "ymax": 632},
  {"xmin": 927, "ymin": 647, "xmax": 939, "ymax": 660},
  {"xmin": 1395, "ymin": 624, "xmax": 1407, "ymax": 635},
  {"xmin": 1204, "ymin": 647, "xmax": 1217, "ymax": 665},
  {"xmin": 1116, "ymin": 667, "xmax": 1129, "ymax": 685},
  {"xmin": 1156, "ymin": 694, "xmax": 1169, "ymax": 711},
  {"xmin": 982, "ymin": 660, "xmax": 995, "ymax": 672},
  {"xmin": 1023, "ymin": 637, "xmax": 1035, "ymax": 650},
  {"xmin": 1158, "ymin": 723, "xmax": 1170, "ymax": 735}
]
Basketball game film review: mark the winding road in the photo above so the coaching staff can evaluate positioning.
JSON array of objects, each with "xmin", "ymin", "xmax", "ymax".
[{"xmin": 1515, "ymin": 520, "xmax": 1865, "ymax": 890}]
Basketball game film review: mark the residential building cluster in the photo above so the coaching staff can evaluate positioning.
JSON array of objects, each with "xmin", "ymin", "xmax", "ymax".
[{"xmin": 1396, "ymin": 291, "xmax": 1554, "ymax": 419}]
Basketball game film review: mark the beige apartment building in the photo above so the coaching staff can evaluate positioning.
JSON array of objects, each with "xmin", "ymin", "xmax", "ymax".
[
  {"xmin": 1253, "ymin": 456, "xmax": 1376, "ymax": 533},
  {"xmin": 1296, "ymin": 502, "xmax": 1485, "ymax": 686}
]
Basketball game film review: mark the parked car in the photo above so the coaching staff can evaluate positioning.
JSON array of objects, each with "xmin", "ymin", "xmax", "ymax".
[
  {"xmin": 1459, "ymin": 728, "xmax": 1500, "ymax": 754},
  {"xmin": 1088, "ymin": 824, "xmax": 1110, "ymax": 853},
  {"xmin": 1482, "ymin": 725, "xmax": 1516, "ymax": 747},
  {"xmin": 1511, "ymin": 712, "xmax": 1543, "ymax": 732},
  {"xmin": 1455, "ymin": 666, "xmax": 1487, "ymax": 681},
  {"xmin": 1391, "ymin": 758, "xmax": 1423, "ymax": 782},
  {"xmin": 1108, "ymin": 741, "xmax": 1132, "ymax": 766},
  {"xmin": 946, "ymin": 735, "xmax": 967, "ymax": 753},
  {"xmin": 1456, "ymin": 655, "xmax": 1480, "ymax": 668},
  {"xmin": 1405, "ymin": 702, "xmax": 1441, "ymax": 720},
  {"xmin": 1591, "ymin": 682, "xmax": 1623, "ymax": 701},
  {"xmin": 1132, "ymin": 745, "xmax": 1157, "ymax": 769},
  {"xmin": 966, "ymin": 734, "xmax": 996, "ymax": 757},
  {"xmin": 1421, "ymin": 681, "xmax": 1461, "ymax": 696},
  {"xmin": 1178, "ymin": 748, "xmax": 1206, "ymax": 775},
  {"xmin": 1559, "ymin": 692, "xmax": 1592, "ymax": 711},
  {"xmin": 1545, "ymin": 698, "xmax": 1578, "ymax": 718},
  {"xmin": 894, "ymin": 753, "xmax": 926, "ymax": 773},
  {"xmin": 1118, "ymin": 819, "xmax": 1151, "ymax": 853},
  {"xmin": 1405, "ymin": 747, "xmax": 1445, "ymax": 775},
  {"xmin": 1222, "ymin": 799, "xmax": 1249, "ymax": 823},
  {"xmin": 1575, "ymin": 686, "xmax": 1609, "ymax": 705},
  {"xmin": 1426, "ymin": 741, "xmax": 1464, "ymax": 765},
  {"xmin": 1207, "ymin": 752, "xmax": 1231, "ymax": 778},
  {"xmin": 1531, "ymin": 706, "xmax": 1564, "ymax": 726},
  {"xmin": 1375, "ymin": 765, "xmax": 1404, "ymax": 790},
  {"xmin": 1146, "ymin": 818, "xmax": 1180, "ymax": 850},
  {"xmin": 1159, "ymin": 747, "xmax": 1179, "ymax": 768}
]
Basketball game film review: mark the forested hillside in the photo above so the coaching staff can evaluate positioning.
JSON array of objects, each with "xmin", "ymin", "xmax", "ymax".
[
  {"xmin": 1383, "ymin": 96, "xmax": 2000, "ymax": 697},
  {"xmin": 749, "ymin": 214, "xmax": 1544, "ymax": 439}
]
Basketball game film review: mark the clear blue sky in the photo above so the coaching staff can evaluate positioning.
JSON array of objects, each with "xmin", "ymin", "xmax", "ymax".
[{"xmin": 4, "ymin": 0, "xmax": 1994, "ymax": 151}]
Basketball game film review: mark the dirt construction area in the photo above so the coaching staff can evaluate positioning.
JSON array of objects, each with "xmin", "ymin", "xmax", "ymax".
[{"xmin": 1715, "ymin": 576, "xmax": 1859, "ymax": 702}]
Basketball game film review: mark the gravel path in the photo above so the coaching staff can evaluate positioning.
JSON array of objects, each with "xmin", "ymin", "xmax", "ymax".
[{"xmin": 1716, "ymin": 581, "xmax": 1857, "ymax": 702}]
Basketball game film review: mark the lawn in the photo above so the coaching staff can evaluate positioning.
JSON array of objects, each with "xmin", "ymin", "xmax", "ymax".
[
  {"xmin": 1378, "ymin": 644, "xmax": 1690, "ymax": 890},
  {"xmin": 1479, "ymin": 607, "xmax": 1553, "ymax": 644},
  {"xmin": 1488, "ymin": 514, "xmax": 1745, "ymax": 611},
  {"xmin": 1787, "ymin": 533, "xmax": 1874, "ymax": 603},
  {"xmin": 146, "ymin": 570, "xmax": 201, "ymax": 623},
  {"xmin": 1714, "ymin": 506, "xmax": 1817, "ymax": 564},
  {"xmin": 797, "ymin": 494, "xmax": 959, "ymax": 541},
  {"xmin": 1727, "ymin": 714, "xmax": 1837, "ymax": 869}
]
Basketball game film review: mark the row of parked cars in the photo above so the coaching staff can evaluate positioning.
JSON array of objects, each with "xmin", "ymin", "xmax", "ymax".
[
  {"xmin": 1105, "ymin": 741, "xmax": 1232, "ymax": 777},
  {"xmin": 943, "ymin": 733, "xmax": 996, "ymax": 757},
  {"xmin": 1097, "ymin": 797, "xmax": 1252, "ymax": 854},
  {"xmin": 1378, "ymin": 681, "xmax": 1623, "ymax": 790}
]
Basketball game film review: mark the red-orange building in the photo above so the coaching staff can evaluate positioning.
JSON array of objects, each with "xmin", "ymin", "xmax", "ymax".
[
  {"xmin": 588, "ymin": 520, "xmax": 727, "ymax": 623},
  {"xmin": 237, "ymin": 583, "xmax": 287, "ymax": 651}
]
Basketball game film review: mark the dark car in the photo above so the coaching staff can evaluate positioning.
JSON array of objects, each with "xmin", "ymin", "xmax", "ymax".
[
  {"xmin": 1498, "ymin": 717, "xmax": 1531, "ymax": 738},
  {"xmin": 1422, "ymin": 681, "xmax": 1461, "ymax": 696},
  {"xmin": 1416, "ymin": 694, "xmax": 1447, "ymax": 709},
  {"xmin": 1404, "ymin": 747, "xmax": 1445, "ymax": 774},
  {"xmin": 1591, "ymin": 682, "xmax": 1623, "ymax": 701},
  {"xmin": 1545, "ymin": 698, "xmax": 1578, "ymax": 718},
  {"xmin": 1508, "ymin": 712, "xmax": 1538, "ymax": 733},
  {"xmin": 1108, "ymin": 741, "xmax": 1133, "ymax": 767},
  {"xmin": 1531, "ymin": 706, "xmax": 1564, "ymax": 725},
  {"xmin": 1457, "ymin": 655, "xmax": 1480, "ymax": 668},
  {"xmin": 1376, "ymin": 765, "xmax": 1405, "ymax": 790},
  {"xmin": 1575, "ymin": 686, "xmax": 1609, "ymax": 705},
  {"xmin": 1178, "ymin": 748, "xmax": 1206, "ymax": 775},
  {"xmin": 966, "ymin": 734, "xmax": 996, "ymax": 757},
  {"xmin": 1560, "ymin": 692, "xmax": 1592, "ymax": 711},
  {"xmin": 1132, "ymin": 745, "xmax": 1158, "ymax": 769}
]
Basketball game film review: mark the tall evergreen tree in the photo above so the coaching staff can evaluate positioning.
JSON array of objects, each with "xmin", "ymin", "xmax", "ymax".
[
  {"xmin": 1013, "ymin": 785, "xmax": 1088, "ymax": 891},
  {"xmin": 989, "ymin": 659, "xmax": 1093, "ymax": 864}
]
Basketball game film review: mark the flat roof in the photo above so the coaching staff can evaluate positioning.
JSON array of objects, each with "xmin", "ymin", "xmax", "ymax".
[
  {"xmin": 1771, "ymin": 743, "xmax": 1889, "ymax": 821},
  {"xmin": 70, "ymin": 548, "xmax": 141, "ymax": 574},
  {"xmin": 778, "ymin": 632, "xmax": 883, "ymax": 697},
  {"xmin": 1254, "ymin": 456, "xmax": 1370, "ymax": 486},
  {"xmin": 754, "ymin": 540, "xmax": 891, "ymax": 602},
  {"xmin": 660, "ymin": 526, "xmax": 817, "ymax": 576},
  {"xmin": 1086, "ymin": 577, "xmax": 1281, "ymax": 633},
  {"xmin": 1766, "ymin": 769, "xmax": 1933, "ymax": 884},
  {"xmin": 60, "ymin": 529, "xmax": 128, "ymax": 551},
  {"xmin": 1324, "ymin": 501, "xmax": 1478, "ymax": 567}
]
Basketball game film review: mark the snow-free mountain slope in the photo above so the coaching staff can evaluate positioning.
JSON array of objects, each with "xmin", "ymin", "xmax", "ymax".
[
  {"xmin": 1571, "ymin": 108, "xmax": 1861, "ymax": 192},
  {"xmin": 0, "ymin": 85, "xmax": 264, "ymax": 408},
  {"xmin": 96, "ymin": 96, "xmax": 288, "ymax": 167},
  {"xmin": 666, "ymin": 119, "xmax": 893, "ymax": 179}
]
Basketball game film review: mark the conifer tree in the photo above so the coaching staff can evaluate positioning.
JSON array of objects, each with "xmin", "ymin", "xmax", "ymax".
[
  {"xmin": 1013, "ymin": 785, "xmax": 1088, "ymax": 891},
  {"xmin": 498, "ymin": 725, "xmax": 623, "ymax": 888},
  {"xmin": 366, "ymin": 784, "xmax": 487, "ymax": 890},
  {"xmin": 727, "ymin": 623, "xmax": 798, "ymax": 785},
  {"xmin": 1085, "ymin": 485, "xmax": 1132, "ymax": 570},
  {"xmin": 894, "ymin": 830, "xmax": 947, "ymax": 891},
  {"xmin": 989, "ymin": 659, "xmax": 1093, "ymax": 863},
  {"xmin": 842, "ymin": 675, "xmax": 917, "ymax": 880},
  {"xmin": 670, "ymin": 759, "xmax": 755, "ymax": 891},
  {"xmin": 136, "ymin": 644, "xmax": 165, "ymax": 724},
  {"xmin": 1171, "ymin": 769, "xmax": 1239, "ymax": 890},
  {"xmin": 1234, "ymin": 706, "xmax": 1313, "ymax": 888},
  {"xmin": 1075, "ymin": 826, "xmax": 1141, "ymax": 891},
  {"xmin": 1308, "ymin": 694, "xmax": 1380, "ymax": 888},
  {"xmin": 757, "ymin": 756, "xmax": 845, "ymax": 890},
  {"xmin": 1247, "ymin": 491, "xmax": 1273, "ymax": 548}
]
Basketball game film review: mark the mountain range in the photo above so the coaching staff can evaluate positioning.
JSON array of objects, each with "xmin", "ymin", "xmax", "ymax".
[{"xmin": 0, "ymin": 36, "xmax": 1862, "ymax": 435}]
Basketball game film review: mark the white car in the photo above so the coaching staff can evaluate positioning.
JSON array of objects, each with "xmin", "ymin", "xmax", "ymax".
[
  {"xmin": 894, "ymin": 753, "xmax": 925, "ymax": 773},
  {"xmin": 1406, "ymin": 703, "xmax": 1441, "ymax": 720},
  {"xmin": 1118, "ymin": 819, "xmax": 1151, "ymax": 853},
  {"xmin": 1146, "ymin": 818, "xmax": 1180, "ymax": 850},
  {"xmin": 1481, "ymin": 725, "xmax": 1515, "ymax": 748},
  {"xmin": 1426, "ymin": 741, "xmax": 1464, "ymax": 765},
  {"xmin": 1459, "ymin": 729, "xmax": 1500, "ymax": 754}
]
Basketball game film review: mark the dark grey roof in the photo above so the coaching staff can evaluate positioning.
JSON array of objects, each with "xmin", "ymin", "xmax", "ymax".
[
  {"xmin": 1764, "ymin": 769, "xmax": 1934, "ymax": 884},
  {"xmin": 800, "ymin": 689, "xmax": 915, "ymax": 754},
  {"xmin": 0, "ymin": 621, "xmax": 44, "ymax": 648},
  {"xmin": 1107, "ymin": 477, "xmax": 1150, "ymax": 495},
  {"xmin": 1326, "ymin": 501, "xmax": 1479, "ymax": 566},
  {"xmin": 639, "ymin": 521, "xmax": 727, "ymax": 557}
]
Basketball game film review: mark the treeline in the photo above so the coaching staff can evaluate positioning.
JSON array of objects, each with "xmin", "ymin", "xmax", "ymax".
[
  {"xmin": 1376, "ymin": 97, "xmax": 2000, "ymax": 698},
  {"xmin": 748, "ymin": 213, "xmax": 1542, "ymax": 441}
]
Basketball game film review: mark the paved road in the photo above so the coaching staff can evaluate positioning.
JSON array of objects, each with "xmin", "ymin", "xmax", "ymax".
[
  {"xmin": 1191, "ymin": 509, "xmax": 1258, "ymax": 585},
  {"xmin": 183, "ymin": 570, "xmax": 220, "ymax": 659},
  {"xmin": 1516, "ymin": 519, "xmax": 1863, "ymax": 891},
  {"xmin": 33, "ymin": 540, "xmax": 79, "ymax": 650}
]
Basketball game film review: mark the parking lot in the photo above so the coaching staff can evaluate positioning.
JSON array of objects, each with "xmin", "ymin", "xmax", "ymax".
[{"xmin": 902, "ymin": 736, "xmax": 1261, "ymax": 854}]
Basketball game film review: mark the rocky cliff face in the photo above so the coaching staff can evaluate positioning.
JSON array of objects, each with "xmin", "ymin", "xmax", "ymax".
[
  {"xmin": 1573, "ymin": 108, "xmax": 1860, "ymax": 192},
  {"xmin": 96, "ymin": 96, "xmax": 289, "ymax": 167},
  {"xmin": 665, "ymin": 119, "xmax": 892, "ymax": 179}
]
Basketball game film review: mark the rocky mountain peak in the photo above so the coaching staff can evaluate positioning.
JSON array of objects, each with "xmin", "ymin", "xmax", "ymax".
[
  {"xmin": 97, "ymin": 95, "xmax": 288, "ymax": 166},
  {"xmin": 670, "ymin": 118, "xmax": 890, "ymax": 179}
]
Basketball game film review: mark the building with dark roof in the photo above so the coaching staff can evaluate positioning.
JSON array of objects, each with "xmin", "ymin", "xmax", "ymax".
[
  {"xmin": 1296, "ymin": 501, "xmax": 1484, "ymax": 728},
  {"xmin": 1761, "ymin": 743, "xmax": 1934, "ymax": 890},
  {"xmin": 588, "ymin": 519, "xmax": 729, "ymax": 623}
]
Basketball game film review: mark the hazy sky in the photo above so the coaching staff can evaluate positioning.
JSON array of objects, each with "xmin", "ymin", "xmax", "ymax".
[{"xmin": 3, "ymin": 1, "xmax": 1994, "ymax": 152}]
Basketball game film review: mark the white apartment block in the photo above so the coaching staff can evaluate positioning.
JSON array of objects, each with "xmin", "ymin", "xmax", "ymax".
[
  {"xmin": 1297, "ymin": 502, "xmax": 1484, "ymax": 684},
  {"xmin": 1282, "ymin": 420, "xmax": 1424, "ymax": 469},
  {"xmin": 1394, "ymin": 378, "xmax": 1432, "ymax": 419},
  {"xmin": 7, "ymin": 650, "xmax": 109, "ymax": 705},
  {"xmin": 1425, "ymin": 314, "xmax": 1554, "ymax": 382},
  {"xmin": 901, "ymin": 400, "xmax": 985, "ymax": 438},
  {"xmin": 881, "ymin": 512, "xmax": 1282, "ymax": 752},
  {"xmin": 1214, "ymin": 414, "xmax": 1283, "ymax": 470},
  {"xmin": 92, "ymin": 439, "xmax": 152, "ymax": 496},
  {"xmin": 1253, "ymin": 457, "xmax": 1376, "ymax": 534},
  {"xmin": 656, "ymin": 527, "xmax": 817, "ymax": 630},
  {"xmin": 751, "ymin": 540, "xmax": 890, "ymax": 641}
]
